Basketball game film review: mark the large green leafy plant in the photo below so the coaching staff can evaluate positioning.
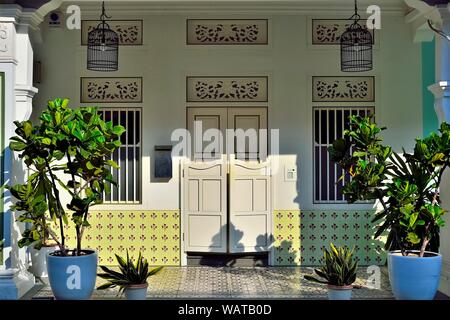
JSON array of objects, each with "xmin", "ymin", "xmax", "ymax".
[
  {"xmin": 329, "ymin": 115, "xmax": 448, "ymax": 257},
  {"xmin": 7, "ymin": 98, "xmax": 124, "ymax": 256},
  {"xmin": 304, "ymin": 243, "xmax": 358, "ymax": 287},
  {"xmin": 97, "ymin": 251, "xmax": 163, "ymax": 295}
]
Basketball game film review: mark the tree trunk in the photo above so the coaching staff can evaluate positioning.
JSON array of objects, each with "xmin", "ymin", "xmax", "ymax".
[
  {"xmin": 420, "ymin": 237, "xmax": 430, "ymax": 257},
  {"xmin": 76, "ymin": 225, "xmax": 81, "ymax": 256},
  {"xmin": 45, "ymin": 160, "xmax": 66, "ymax": 251}
]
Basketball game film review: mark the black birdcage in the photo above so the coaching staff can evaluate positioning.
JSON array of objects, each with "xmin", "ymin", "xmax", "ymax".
[
  {"xmin": 340, "ymin": 0, "xmax": 373, "ymax": 72},
  {"xmin": 87, "ymin": 1, "xmax": 118, "ymax": 72}
]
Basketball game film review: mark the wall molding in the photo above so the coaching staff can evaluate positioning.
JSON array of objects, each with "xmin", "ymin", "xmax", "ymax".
[{"xmin": 58, "ymin": 0, "xmax": 407, "ymax": 16}]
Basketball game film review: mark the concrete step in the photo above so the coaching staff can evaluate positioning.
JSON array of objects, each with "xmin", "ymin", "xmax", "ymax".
[{"xmin": 187, "ymin": 253, "xmax": 268, "ymax": 267}]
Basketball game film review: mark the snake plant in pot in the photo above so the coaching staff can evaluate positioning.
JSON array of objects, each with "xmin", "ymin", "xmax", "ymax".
[
  {"xmin": 304, "ymin": 243, "xmax": 358, "ymax": 300},
  {"xmin": 328, "ymin": 115, "xmax": 448, "ymax": 300},
  {"xmin": 7, "ymin": 98, "xmax": 124, "ymax": 299},
  {"xmin": 97, "ymin": 251, "xmax": 163, "ymax": 300}
]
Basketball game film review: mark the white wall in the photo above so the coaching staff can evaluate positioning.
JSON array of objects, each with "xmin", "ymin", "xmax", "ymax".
[{"xmin": 32, "ymin": 12, "xmax": 423, "ymax": 212}]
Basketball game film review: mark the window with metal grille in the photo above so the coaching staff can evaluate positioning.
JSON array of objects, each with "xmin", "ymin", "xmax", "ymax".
[
  {"xmin": 313, "ymin": 107, "xmax": 374, "ymax": 203},
  {"xmin": 99, "ymin": 108, "xmax": 141, "ymax": 203}
]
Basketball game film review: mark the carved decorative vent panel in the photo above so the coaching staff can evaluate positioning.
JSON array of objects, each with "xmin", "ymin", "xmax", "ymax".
[
  {"xmin": 186, "ymin": 76, "xmax": 268, "ymax": 102},
  {"xmin": 81, "ymin": 20, "xmax": 143, "ymax": 45},
  {"xmin": 312, "ymin": 76, "xmax": 374, "ymax": 102},
  {"xmin": 312, "ymin": 19, "xmax": 375, "ymax": 45},
  {"xmin": 187, "ymin": 19, "xmax": 268, "ymax": 45},
  {"xmin": 81, "ymin": 77, "xmax": 143, "ymax": 103}
]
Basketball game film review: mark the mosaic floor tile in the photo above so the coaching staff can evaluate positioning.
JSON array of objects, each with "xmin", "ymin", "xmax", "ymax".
[{"xmin": 24, "ymin": 266, "xmax": 395, "ymax": 300}]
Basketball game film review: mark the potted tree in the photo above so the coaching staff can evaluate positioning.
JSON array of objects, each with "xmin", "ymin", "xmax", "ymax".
[
  {"xmin": 304, "ymin": 243, "xmax": 358, "ymax": 300},
  {"xmin": 328, "ymin": 115, "xmax": 447, "ymax": 300},
  {"xmin": 7, "ymin": 98, "xmax": 124, "ymax": 299},
  {"xmin": 97, "ymin": 251, "xmax": 163, "ymax": 300}
]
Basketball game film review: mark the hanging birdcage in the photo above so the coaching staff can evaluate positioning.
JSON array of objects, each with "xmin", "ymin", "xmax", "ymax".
[
  {"xmin": 87, "ymin": 1, "xmax": 119, "ymax": 71},
  {"xmin": 340, "ymin": 0, "xmax": 373, "ymax": 72}
]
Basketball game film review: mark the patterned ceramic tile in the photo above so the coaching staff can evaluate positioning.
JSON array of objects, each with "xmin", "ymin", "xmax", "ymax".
[
  {"xmin": 273, "ymin": 210, "xmax": 387, "ymax": 266},
  {"xmin": 55, "ymin": 210, "xmax": 180, "ymax": 266},
  {"xmin": 26, "ymin": 267, "xmax": 394, "ymax": 300}
]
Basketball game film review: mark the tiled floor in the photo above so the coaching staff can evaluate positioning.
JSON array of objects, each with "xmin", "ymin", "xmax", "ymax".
[{"xmin": 25, "ymin": 266, "xmax": 395, "ymax": 300}]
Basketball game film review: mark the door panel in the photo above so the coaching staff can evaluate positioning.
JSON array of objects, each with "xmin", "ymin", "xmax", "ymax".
[
  {"xmin": 229, "ymin": 157, "xmax": 271, "ymax": 253},
  {"xmin": 183, "ymin": 158, "xmax": 227, "ymax": 252},
  {"xmin": 187, "ymin": 108, "xmax": 227, "ymax": 160},
  {"xmin": 188, "ymin": 215, "xmax": 224, "ymax": 249},
  {"xmin": 233, "ymin": 215, "xmax": 268, "ymax": 248},
  {"xmin": 228, "ymin": 108, "xmax": 267, "ymax": 160},
  {"xmin": 202, "ymin": 180, "xmax": 222, "ymax": 212}
]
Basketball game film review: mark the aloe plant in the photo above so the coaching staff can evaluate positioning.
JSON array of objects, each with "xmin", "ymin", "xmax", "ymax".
[
  {"xmin": 97, "ymin": 251, "xmax": 163, "ymax": 295},
  {"xmin": 304, "ymin": 243, "xmax": 358, "ymax": 287}
]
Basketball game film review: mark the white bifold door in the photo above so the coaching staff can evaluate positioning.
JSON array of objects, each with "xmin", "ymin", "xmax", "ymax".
[
  {"xmin": 229, "ymin": 157, "xmax": 271, "ymax": 253},
  {"xmin": 183, "ymin": 157, "xmax": 228, "ymax": 252},
  {"xmin": 184, "ymin": 107, "xmax": 271, "ymax": 254}
]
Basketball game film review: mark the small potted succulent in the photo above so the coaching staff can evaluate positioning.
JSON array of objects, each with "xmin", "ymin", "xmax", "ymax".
[
  {"xmin": 97, "ymin": 251, "xmax": 163, "ymax": 300},
  {"xmin": 304, "ymin": 243, "xmax": 358, "ymax": 300}
]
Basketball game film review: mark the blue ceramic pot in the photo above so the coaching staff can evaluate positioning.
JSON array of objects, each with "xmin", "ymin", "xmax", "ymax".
[
  {"xmin": 388, "ymin": 250, "xmax": 442, "ymax": 300},
  {"xmin": 124, "ymin": 283, "xmax": 148, "ymax": 300},
  {"xmin": 327, "ymin": 285, "xmax": 353, "ymax": 300},
  {"xmin": 47, "ymin": 250, "xmax": 98, "ymax": 300}
]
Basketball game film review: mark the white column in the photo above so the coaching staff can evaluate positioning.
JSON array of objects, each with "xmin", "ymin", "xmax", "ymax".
[
  {"xmin": 0, "ymin": 1, "xmax": 62, "ymax": 299},
  {"xmin": 427, "ymin": 4, "xmax": 450, "ymax": 298},
  {"xmin": 0, "ymin": 4, "xmax": 41, "ymax": 300}
]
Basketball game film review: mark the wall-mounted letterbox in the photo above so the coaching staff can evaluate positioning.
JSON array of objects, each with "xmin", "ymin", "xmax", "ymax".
[{"xmin": 154, "ymin": 145, "xmax": 173, "ymax": 179}]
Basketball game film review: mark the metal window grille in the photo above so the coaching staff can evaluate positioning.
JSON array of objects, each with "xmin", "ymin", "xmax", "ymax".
[
  {"xmin": 313, "ymin": 106, "xmax": 374, "ymax": 203},
  {"xmin": 99, "ymin": 108, "xmax": 141, "ymax": 203}
]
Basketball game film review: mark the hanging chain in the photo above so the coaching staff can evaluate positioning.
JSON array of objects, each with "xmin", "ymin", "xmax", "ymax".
[
  {"xmin": 349, "ymin": 0, "xmax": 361, "ymax": 26},
  {"xmin": 97, "ymin": 1, "xmax": 113, "ymax": 42},
  {"xmin": 97, "ymin": 1, "xmax": 112, "ymax": 30},
  {"xmin": 100, "ymin": 1, "xmax": 112, "ymax": 23}
]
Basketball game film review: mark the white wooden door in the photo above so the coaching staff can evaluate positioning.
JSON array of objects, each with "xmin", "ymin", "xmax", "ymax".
[
  {"xmin": 184, "ymin": 107, "xmax": 270, "ymax": 253},
  {"xmin": 228, "ymin": 108, "xmax": 270, "ymax": 253},
  {"xmin": 229, "ymin": 158, "xmax": 271, "ymax": 253},
  {"xmin": 183, "ymin": 157, "xmax": 227, "ymax": 252}
]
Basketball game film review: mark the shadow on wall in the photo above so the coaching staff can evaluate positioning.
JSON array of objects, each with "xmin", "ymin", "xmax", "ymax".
[
  {"xmin": 196, "ymin": 224, "xmax": 274, "ymax": 267},
  {"xmin": 273, "ymin": 240, "xmax": 300, "ymax": 266}
]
